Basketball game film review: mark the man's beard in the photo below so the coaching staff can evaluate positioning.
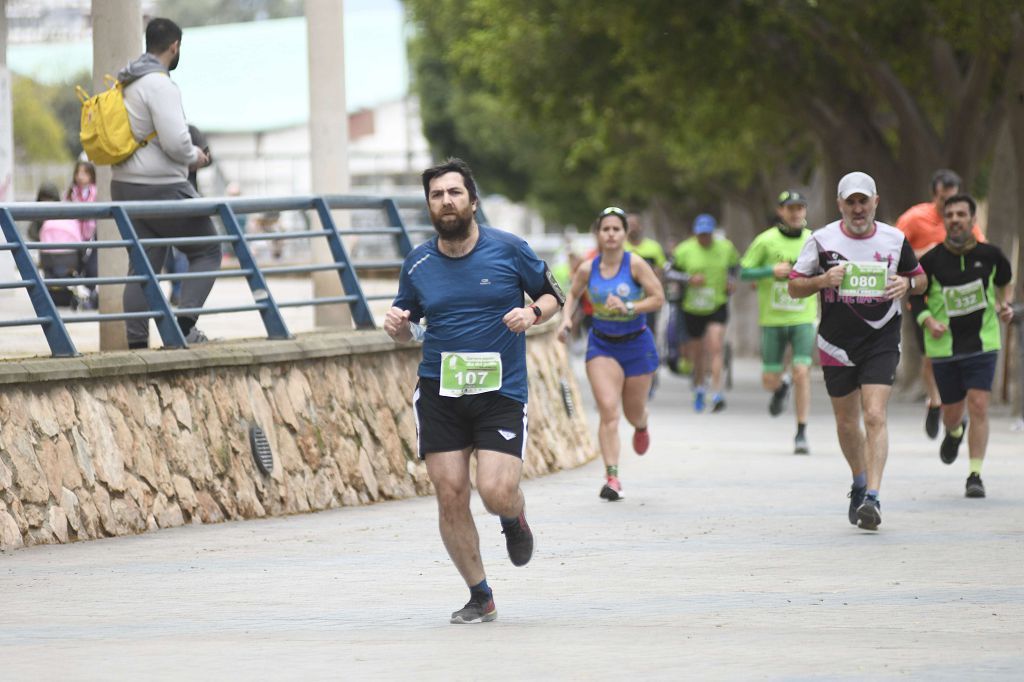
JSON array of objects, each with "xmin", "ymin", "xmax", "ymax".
[
  {"xmin": 844, "ymin": 213, "xmax": 874, "ymax": 235},
  {"xmin": 432, "ymin": 209, "xmax": 472, "ymax": 241},
  {"xmin": 169, "ymin": 52, "xmax": 180, "ymax": 71},
  {"xmin": 945, "ymin": 229, "xmax": 975, "ymax": 253}
]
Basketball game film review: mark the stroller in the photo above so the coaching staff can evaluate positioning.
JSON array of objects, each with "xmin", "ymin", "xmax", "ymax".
[{"xmin": 37, "ymin": 218, "xmax": 89, "ymax": 310}]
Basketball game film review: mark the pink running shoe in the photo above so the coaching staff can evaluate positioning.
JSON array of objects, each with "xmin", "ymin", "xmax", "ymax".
[
  {"xmin": 600, "ymin": 476, "xmax": 623, "ymax": 501},
  {"xmin": 632, "ymin": 427, "xmax": 650, "ymax": 455}
]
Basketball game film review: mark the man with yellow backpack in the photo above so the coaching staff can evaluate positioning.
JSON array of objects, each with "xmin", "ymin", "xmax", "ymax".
[{"xmin": 84, "ymin": 17, "xmax": 217, "ymax": 348}]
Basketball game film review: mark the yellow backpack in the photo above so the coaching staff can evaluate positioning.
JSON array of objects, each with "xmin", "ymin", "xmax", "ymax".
[{"xmin": 76, "ymin": 75, "xmax": 157, "ymax": 165}]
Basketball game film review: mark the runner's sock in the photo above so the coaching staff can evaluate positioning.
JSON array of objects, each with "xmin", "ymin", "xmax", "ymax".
[
  {"xmin": 950, "ymin": 424, "xmax": 964, "ymax": 438},
  {"xmin": 796, "ymin": 423, "xmax": 807, "ymax": 438},
  {"xmin": 469, "ymin": 578, "xmax": 492, "ymax": 603},
  {"xmin": 969, "ymin": 458, "xmax": 983, "ymax": 475},
  {"xmin": 866, "ymin": 490, "xmax": 879, "ymax": 500},
  {"xmin": 853, "ymin": 472, "xmax": 867, "ymax": 489},
  {"xmin": 606, "ymin": 465, "xmax": 619, "ymax": 478}
]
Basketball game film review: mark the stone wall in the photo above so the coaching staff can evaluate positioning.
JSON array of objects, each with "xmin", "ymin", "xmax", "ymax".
[{"xmin": 0, "ymin": 327, "xmax": 595, "ymax": 550}]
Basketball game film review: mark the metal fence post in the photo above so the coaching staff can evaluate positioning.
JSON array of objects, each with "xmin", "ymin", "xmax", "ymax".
[
  {"xmin": 0, "ymin": 209, "xmax": 79, "ymax": 357},
  {"xmin": 217, "ymin": 203, "xmax": 291, "ymax": 339},
  {"xmin": 311, "ymin": 197, "xmax": 375, "ymax": 329},
  {"xmin": 109, "ymin": 206, "xmax": 187, "ymax": 348},
  {"xmin": 382, "ymin": 198, "xmax": 414, "ymax": 257}
]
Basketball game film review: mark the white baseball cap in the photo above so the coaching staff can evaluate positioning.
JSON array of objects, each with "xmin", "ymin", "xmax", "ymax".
[{"xmin": 837, "ymin": 171, "xmax": 877, "ymax": 199}]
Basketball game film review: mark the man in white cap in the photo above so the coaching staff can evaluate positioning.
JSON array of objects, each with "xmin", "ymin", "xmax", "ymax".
[{"xmin": 788, "ymin": 172, "xmax": 926, "ymax": 531}]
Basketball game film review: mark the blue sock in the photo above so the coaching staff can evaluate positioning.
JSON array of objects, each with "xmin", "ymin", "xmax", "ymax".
[
  {"xmin": 853, "ymin": 473, "xmax": 867, "ymax": 489},
  {"xmin": 712, "ymin": 393, "xmax": 723, "ymax": 403},
  {"xmin": 866, "ymin": 489, "xmax": 879, "ymax": 500},
  {"xmin": 500, "ymin": 515, "xmax": 518, "ymax": 527},
  {"xmin": 470, "ymin": 578, "xmax": 491, "ymax": 601}
]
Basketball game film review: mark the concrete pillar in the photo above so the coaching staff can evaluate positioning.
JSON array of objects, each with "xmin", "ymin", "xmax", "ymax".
[
  {"xmin": 305, "ymin": 0, "xmax": 351, "ymax": 328},
  {"xmin": 92, "ymin": 0, "xmax": 143, "ymax": 350},
  {"xmin": 0, "ymin": 0, "xmax": 17, "ymax": 283}
]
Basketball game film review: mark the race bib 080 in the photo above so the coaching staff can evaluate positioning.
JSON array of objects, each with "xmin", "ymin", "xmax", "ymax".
[
  {"xmin": 439, "ymin": 352, "xmax": 502, "ymax": 397},
  {"xmin": 943, "ymin": 280, "xmax": 986, "ymax": 317},
  {"xmin": 839, "ymin": 262, "xmax": 888, "ymax": 298}
]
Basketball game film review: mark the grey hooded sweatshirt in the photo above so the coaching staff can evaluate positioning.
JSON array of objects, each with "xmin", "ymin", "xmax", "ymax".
[{"xmin": 112, "ymin": 53, "xmax": 199, "ymax": 185}]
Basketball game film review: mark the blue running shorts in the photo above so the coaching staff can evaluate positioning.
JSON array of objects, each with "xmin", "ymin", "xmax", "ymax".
[{"xmin": 585, "ymin": 327, "xmax": 660, "ymax": 377}]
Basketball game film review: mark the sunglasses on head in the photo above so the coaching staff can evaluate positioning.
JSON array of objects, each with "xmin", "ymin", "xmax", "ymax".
[{"xmin": 599, "ymin": 206, "xmax": 627, "ymax": 222}]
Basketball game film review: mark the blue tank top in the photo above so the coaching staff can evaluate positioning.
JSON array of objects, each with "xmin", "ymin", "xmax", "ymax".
[{"xmin": 588, "ymin": 252, "xmax": 647, "ymax": 336}]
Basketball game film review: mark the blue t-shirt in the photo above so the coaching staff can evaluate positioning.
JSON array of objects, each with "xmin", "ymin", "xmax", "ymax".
[
  {"xmin": 392, "ymin": 225, "xmax": 550, "ymax": 404},
  {"xmin": 588, "ymin": 252, "xmax": 647, "ymax": 336}
]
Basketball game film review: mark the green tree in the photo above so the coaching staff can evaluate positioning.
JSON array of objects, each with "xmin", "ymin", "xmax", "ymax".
[
  {"xmin": 405, "ymin": 0, "xmax": 1024, "ymax": 234},
  {"xmin": 11, "ymin": 75, "xmax": 70, "ymax": 163}
]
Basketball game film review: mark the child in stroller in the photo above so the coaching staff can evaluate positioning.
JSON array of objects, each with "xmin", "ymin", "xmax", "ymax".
[{"xmin": 29, "ymin": 182, "xmax": 91, "ymax": 309}]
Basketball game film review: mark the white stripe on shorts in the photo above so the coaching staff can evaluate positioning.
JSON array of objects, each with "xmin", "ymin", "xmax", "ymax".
[
  {"xmin": 521, "ymin": 402, "xmax": 529, "ymax": 458},
  {"xmin": 412, "ymin": 384, "xmax": 421, "ymax": 456}
]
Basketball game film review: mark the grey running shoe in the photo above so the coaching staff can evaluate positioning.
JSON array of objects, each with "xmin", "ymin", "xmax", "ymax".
[
  {"xmin": 940, "ymin": 419, "xmax": 967, "ymax": 465},
  {"xmin": 769, "ymin": 380, "xmax": 790, "ymax": 416},
  {"xmin": 925, "ymin": 404, "xmax": 941, "ymax": 439},
  {"xmin": 856, "ymin": 497, "xmax": 881, "ymax": 531},
  {"xmin": 450, "ymin": 596, "xmax": 497, "ymax": 624},
  {"xmin": 847, "ymin": 484, "xmax": 866, "ymax": 525},
  {"xmin": 965, "ymin": 473, "xmax": 986, "ymax": 498},
  {"xmin": 184, "ymin": 326, "xmax": 210, "ymax": 345},
  {"xmin": 793, "ymin": 433, "xmax": 809, "ymax": 455},
  {"xmin": 501, "ymin": 512, "xmax": 534, "ymax": 567}
]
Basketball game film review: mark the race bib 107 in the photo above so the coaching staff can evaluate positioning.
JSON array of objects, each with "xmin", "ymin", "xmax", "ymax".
[{"xmin": 439, "ymin": 352, "xmax": 502, "ymax": 397}]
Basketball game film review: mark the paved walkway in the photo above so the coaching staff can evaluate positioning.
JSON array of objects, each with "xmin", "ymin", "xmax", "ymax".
[{"xmin": 1, "ymin": 356, "xmax": 1022, "ymax": 680}]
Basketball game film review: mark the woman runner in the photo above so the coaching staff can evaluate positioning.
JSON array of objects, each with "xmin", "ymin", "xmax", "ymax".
[{"xmin": 558, "ymin": 207, "xmax": 665, "ymax": 500}]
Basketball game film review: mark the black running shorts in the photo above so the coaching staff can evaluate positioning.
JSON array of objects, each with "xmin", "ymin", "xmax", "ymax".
[
  {"xmin": 822, "ymin": 350, "xmax": 900, "ymax": 397},
  {"xmin": 413, "ymin": 378, "xmax": 528, "ymax": 459},
  {"xmin": 932, "ymin": 351, "xmax": 998, "ymax": 405},
  {"xmin": 682, "ymin": 304, "xmax": 728, "ymax": 339}
]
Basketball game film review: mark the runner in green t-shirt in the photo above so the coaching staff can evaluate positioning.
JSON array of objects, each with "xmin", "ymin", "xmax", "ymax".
[
  {"xmin": 740, "ymin": 190, "xmax": 818, "ymax": 454},
  {"xmin": 668, "ymin": 214, "xmax": 740, "ymax": 412}
]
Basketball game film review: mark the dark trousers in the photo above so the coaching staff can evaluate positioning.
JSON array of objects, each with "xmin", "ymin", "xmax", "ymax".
[{"xmin": 111, "ymin": 180, "xmax": 221, "ymax": 344}]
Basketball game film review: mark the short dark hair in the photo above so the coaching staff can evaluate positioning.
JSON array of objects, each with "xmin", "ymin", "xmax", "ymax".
[
  {"xmin": 146, "ymin": 18, "xmax": 182, "ymax": 54},
  {"xmin": 421, "ymin": 157, "xmax": 478, "ymax": 202},
  {"xmin": 943, "ymin": 193, "xmax": 976, "ymax": 217},
  {"xmin": 931, "ymin": 168, "xmax": 962, "ymax": 194},
  {"xmin": 36, "ymin": 182, "xmax": 60, "ymax": 202}
]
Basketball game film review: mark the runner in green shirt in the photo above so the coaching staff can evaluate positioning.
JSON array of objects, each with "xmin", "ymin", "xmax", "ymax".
[
  {"xmin": 740, "ymin": 190, "xmax": 818, "ymax": 454},
  {"xmin": 909, "ymin": 194, "xmax": 1014, "ymax": 498},
  {"xmin": 668, "ymin": 214, "xmax": 740, "ymax": 412}
]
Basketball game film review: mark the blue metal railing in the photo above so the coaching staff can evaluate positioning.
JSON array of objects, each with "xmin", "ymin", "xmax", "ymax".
[{"xmin": 0, "ymin": 194, "xmax": 435, "ymax": 357}]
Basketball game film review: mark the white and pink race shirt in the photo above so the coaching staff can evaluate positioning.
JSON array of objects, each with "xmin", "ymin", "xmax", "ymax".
[{"xmin": 790, "ymin": 220, "xmax": 923, "ymax": 366}]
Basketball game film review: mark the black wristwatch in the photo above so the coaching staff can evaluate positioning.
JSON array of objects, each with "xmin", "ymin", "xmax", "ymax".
[{"xmin": 531, "ymin": 305, "xmax": 542, "ymax": 323}]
